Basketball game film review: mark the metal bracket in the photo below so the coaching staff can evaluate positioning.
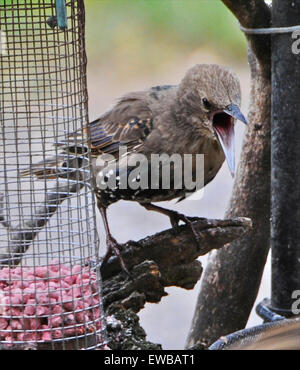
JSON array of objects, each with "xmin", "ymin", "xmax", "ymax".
[
  {"xmin": 46, "ymin": 0, "xmax": 68, "ymax": 30},
  {"xmin": 256, "ymin": 298, "xmax": 293, "ymax": 323}
]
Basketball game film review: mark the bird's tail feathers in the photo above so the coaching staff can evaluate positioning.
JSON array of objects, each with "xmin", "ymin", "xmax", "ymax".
[
  {"xmin": 21, "ymin": 154, "xmax": 87, "ymax": 180},
  {"xmin": 21, "ymin": 131, "xmax": 89, "ymax": 180}
]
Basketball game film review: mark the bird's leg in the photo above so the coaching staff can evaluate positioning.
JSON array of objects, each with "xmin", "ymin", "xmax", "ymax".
[
  {"xmin": 98, "ymin": 203, "xmax": 132, "ymax": 277},
  {"xmin": 141, "ymin": 203, "xmax": 201, "ymax": 250}
]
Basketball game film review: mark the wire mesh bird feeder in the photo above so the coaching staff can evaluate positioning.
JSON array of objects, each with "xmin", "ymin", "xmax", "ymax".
[{"xmin": 0, "ymin": 0, "xmax": 106, "ymax": 349}]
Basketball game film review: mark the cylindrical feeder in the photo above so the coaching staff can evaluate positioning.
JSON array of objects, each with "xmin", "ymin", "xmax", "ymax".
[{"xmin": 0, "ymin": 0, "xmax": 106, "ymax": 349}]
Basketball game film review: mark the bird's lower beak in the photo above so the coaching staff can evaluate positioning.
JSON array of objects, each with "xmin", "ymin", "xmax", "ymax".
[
  {"xmin": 214, "ymin": 116, "xmax": 235, "ymax": 177},
  {"xmin": 212, "ymin": 104, "xmax": 247, "ymax": 177}
]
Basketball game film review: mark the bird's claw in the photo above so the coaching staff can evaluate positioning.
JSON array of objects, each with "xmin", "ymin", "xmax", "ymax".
[
  {"xmin": 169, "ymin": 211, "xmax": 201, "ymax": 251},
  {"xmin": 102, "ymin": 236, "xmax": 133, "ymax": 279}
]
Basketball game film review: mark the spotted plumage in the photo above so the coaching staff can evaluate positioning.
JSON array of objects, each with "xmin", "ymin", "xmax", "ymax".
[{"xmin": 25, "ymin": 64, "xmax": 248, "ymax": 275}]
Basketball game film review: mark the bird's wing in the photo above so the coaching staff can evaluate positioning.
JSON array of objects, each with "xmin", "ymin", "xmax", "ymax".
[
  {"xmin": 22, "ymin": 86, "xmax": 174, "ymax": 179},
  {"xmin": 86, "ymin": 92, "xmax": 154, "ymax": 157}
]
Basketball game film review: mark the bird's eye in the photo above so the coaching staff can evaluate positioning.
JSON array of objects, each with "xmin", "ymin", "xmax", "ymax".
[{"xmin": 202, "ymin": 98, "xmax": 211, "ymax": 110}]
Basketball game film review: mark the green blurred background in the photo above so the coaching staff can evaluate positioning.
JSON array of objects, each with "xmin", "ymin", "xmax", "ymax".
[{"xmin": 85, "ymin": 0, "xmax": 247, "ymax": 76}]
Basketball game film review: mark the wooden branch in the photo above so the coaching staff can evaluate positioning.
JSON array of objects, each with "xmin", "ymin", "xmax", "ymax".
[
  {"xmin": 0, "ymin": 181, "xmax": 83, "ymax": 266},
  {"xmin": 100, "ymin": 216, "xmax": 252, "ymax": 349},
  {"xmin": 222, "ymin": 0, "xmax": 271, "ymax": 72},
  {"xmin": 101, "ymin": 217, "xmax": 252, "ymax": 286}
]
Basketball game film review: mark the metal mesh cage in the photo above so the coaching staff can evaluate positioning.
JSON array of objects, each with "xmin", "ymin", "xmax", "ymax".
[{"xmin": 0, "ymin": 0, "xmax": 106, "ymax": 349}]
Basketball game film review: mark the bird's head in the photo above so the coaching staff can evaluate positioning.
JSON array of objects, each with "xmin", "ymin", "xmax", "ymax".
[{"xmin": 177, "ymin": 64, "xmax": 248, "ymax": 177}]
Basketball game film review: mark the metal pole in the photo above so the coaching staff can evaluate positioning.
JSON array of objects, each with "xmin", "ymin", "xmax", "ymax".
[{"xmin": 271, "ymin": 0, "xmax": 300, "ymax": 315}]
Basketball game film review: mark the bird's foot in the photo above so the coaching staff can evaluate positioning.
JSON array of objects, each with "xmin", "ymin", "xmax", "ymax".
[
  {"xmin": 168, "ymin": 211, "xmax": 201, "ymax": 251},
  {"xmin": 102, "ymin": 236, "xmax": 138, "ymax": 278}
]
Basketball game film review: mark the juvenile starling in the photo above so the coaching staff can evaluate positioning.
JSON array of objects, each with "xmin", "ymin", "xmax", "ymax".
[{"xmin": 26, "ymin": 64, "xmax": 248, "ymax": 274}]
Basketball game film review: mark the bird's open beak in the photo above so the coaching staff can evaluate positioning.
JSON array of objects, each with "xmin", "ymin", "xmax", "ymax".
[
  {"xmin": 213, "ymin": 104, "xmax": 248, "ymax": 177},
  {"xmin": 223, "ymin": 103, "xmax": 248, "ymax": 126}
]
